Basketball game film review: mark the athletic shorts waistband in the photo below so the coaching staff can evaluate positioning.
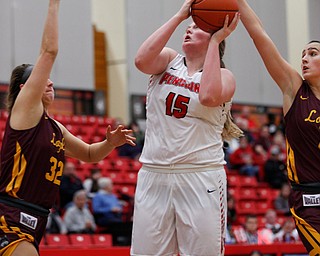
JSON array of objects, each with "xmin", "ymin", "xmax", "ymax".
[
  {"xmin": 0, "ymin": 194, "xmax": 50, "ymax": 217},
  {"xmin": 291, "ymin": 182, "xmax": 320, "ymax": 194},
  {"xmin": 142, "ymin": 163, "xmax": 224, "ymax": 173}
]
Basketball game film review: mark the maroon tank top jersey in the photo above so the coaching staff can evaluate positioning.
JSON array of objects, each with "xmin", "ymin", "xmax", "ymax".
[
  {"xmin": 285, "ymin": 81, "xmax": 320, "ymax": 184},
  {"xmin": 0, "ymin": 112, "xmax": 65, "ymax": 209}
]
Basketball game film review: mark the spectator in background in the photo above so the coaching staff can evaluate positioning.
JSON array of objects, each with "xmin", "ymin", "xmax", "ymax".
[
  {"xmin": 229, "ymin": 135, "xmax": 260, "ymax": 177},
  {"xmin": 234, "ymin": 115, "xmax": 255, "ymax": 145},
  {"xmin": 92, "ymin": 177, "xmax": 123, "ymax": 227},
  {"xmin": 249, "ymin": 251, "xmax": 263, "ymax": 256},
  {"xmin": 227, "ymin": 194, "xmax": 237, "ymax": 228},
  {"xmin": 273, "ymin": 218, "xmax": 300, "ymax": 243},
  {"xmin": 59, "ymin": 161, "xmax": 84, "ymax": 212},
  {"xmin": 83, "ymin": 168, "xmax": 102, "ymax": 199},
  {"xmin": 46, "ymin": 206, "xmax": 67, "ymax": 235},
  {"xmin": 233, "ymin": 214, "xmax": 273, "ymax": 244},
  {"xmin": 64, "ymin": 189, "xmax": 96, "ymax": 234},
  {"xmin": 264, "ymin": 209, "xmax": 282, "ymax": 235},
  {"xmin": 263, "ymin": 145, "xmax": 287, "ymax": 189},
  {"xmin": 274, "ymin": 183, "xmax": 291, "ymax": 216},
  {"xmin": 236, "ymin": 106, "xmax": 258, "ymax": 133},
  {"xmin": 266, "ymin": 113, "xmax": 278, "ymax": 136},
  {"xmin": 92, "ymin": 177, "xmax": 133, "ymax": 246},
  {"xmin": 253, "ymin": 124, "xmax": 272, "ymax": 152},
  {"xmin": 118, "ymin": 121, "xmax": 144, "ymax": 160},
  {"xmin": 270, "ymin": 130, "xmax": 287, "ymax": 161},
  {"xmin": 243, "ymin": 214, "xmax": 273, "ymax": 244}
]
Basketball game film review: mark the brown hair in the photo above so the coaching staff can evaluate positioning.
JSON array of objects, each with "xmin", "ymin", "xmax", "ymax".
[
  {"xmin": 7, "ymin": 64, "xmax": 33, "ymax": 113},
  {"xmin": 219, "ymin": 40, "xmax": 226, "ymax": 68}
]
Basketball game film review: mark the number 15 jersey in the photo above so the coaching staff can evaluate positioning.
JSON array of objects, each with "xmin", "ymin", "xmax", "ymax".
[{"xmin": 140, "ymin": 54, "xmax": 231, "ymax": 166}]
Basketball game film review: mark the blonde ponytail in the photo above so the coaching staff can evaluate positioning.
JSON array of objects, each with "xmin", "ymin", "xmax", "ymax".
[{"xmin": 222, "ymin": 110, "xmax": 243, "ymax": 142}]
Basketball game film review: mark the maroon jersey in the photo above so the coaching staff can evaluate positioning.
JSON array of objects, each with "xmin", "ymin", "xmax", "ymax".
[
  {"xmin": 0, "ymin": 112, "xmax": 65, "ymax": 209},
  {"xmin": 285, "ymin": 81, "xmax": 320, "ymax": 184}
]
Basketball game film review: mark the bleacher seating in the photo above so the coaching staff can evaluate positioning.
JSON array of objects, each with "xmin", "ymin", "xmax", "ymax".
[
  {"xmin": 0, "ymin": 111, "xmax": 298, "ymax": 253},
  {"xmin": 43, "ymin": 234, "xmax": 113, "ymax": 248}
]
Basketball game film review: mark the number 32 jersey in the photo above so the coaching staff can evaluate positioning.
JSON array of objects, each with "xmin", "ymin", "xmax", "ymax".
[
  {"xmin": 140, "ymin": 54, "xmax": 231, "ymax": 166},
  {"xmin": 0, "ymin": 112, "xmax": 65, "ymax": 209}
]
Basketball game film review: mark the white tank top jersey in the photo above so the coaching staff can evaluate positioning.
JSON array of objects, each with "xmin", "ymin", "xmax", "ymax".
[{"xmin": 139, "ymin": 54, "xmax": 231, "ymax": 166}]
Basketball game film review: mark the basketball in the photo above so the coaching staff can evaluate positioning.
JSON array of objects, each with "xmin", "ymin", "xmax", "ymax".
[{"xmin": 191, "ymin": 0, "xmax": 239, "ymax": 33}]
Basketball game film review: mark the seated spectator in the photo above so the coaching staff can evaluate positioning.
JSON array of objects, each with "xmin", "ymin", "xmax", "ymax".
[
  {"xmin": 264, "ymin": 209, "xmax": 282, "ymax": 235},
  {"xmin": 92, "ymin": 177, "xmax": 132, "ymax": 245},
  {"xmin": 46, "ymin": 206, "xmax": 67, "ymax": 234},
  {"xmin": 270, "ymin": 129, "xmax": 287, "ymax": 161},
  {"xmin": 92, "ymin": 177, "xmax": 123, "ymax": 226},
  {"xmin": 225, "ymin": 227, "xmax": 236, "ymax": 245},
  {"xmin": 63, "ymin": 190, "xmax": 96, "ymax": 234},
  {"xmin": 118, "ymin": 121, "xmax": 144, "ymax": 160},
  {"xmin": 249, "ymin": 251, "xmax": 263, "ymax": 256},
  {"xmin": 229, "ymin": 136, "xmax": 260, "ymax": 177},
  {"xmin": 233, "ymin": 214, "xmax": 273, "ymax": 244},
  {"xmin": 83, "ymin": 168, "xmax": 102, "ymax": 199},
  {"xmin": 274, "ymin": 183, "xmax": 291, "ymax": 216},
  {"xmin": 273, "ymin": 218, "xmax": 300, "ymax": 243},
  {"xmin": 263, "ymin": 145, "xmax": 287, "ymax": 189},
  {"xmin": 59, "ymin": 161, "xmax": 84, "ymax": 212},
  {"xmin": 227, "ymin": 194, "xmax": 237, "ymax": 228},
  {"xmin": 253, "ymin": 124, "xmax": 272, "ymax": 152}
]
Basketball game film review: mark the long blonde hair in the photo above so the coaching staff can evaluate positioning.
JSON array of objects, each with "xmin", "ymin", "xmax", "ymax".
[{"xmin": 222, "ymin": 110, "xmax": 243, "ymax": 142}]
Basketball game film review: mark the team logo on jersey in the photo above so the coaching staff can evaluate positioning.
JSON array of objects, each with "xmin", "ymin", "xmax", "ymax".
[
  {"xmin": 300, "ymin": 95, "xmax": 309, "ymax": 100},
  {"xmin": 20, "ymin": 212, "xmax": 38, "ymax": 229},
  {"xmin": 207, "ymin": 188, "xmax": 216, "ymax": 193},
  {"xmin": 51, "ymin": 133, "xmax": 65, "ymax": 153}
]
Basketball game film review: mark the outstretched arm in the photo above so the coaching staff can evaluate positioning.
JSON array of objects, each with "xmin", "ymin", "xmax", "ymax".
[
  {"xmin": 237, "ymin": 0, "xmax": 302, "ymax": 112},
  {"xmin": 11, "ymin": 0, "xmax": 60, "ymax": 128},
  {"xmin": 135, "ymin": 0, "xmax": 194, "ymax": 75},
  {"xmin": 60, "ymin": 123, "xmax": 136, "ymax": 163}
]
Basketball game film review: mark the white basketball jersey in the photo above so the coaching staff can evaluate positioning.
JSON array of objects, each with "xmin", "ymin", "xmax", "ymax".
[{"xmin": 139, "ymin": 54, "xmax": 231, "ymax": 165}]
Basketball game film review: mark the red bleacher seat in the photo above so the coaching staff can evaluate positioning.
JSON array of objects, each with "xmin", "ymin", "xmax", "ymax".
[
  {"xmin": 227, "ymin": 173, "xmax": 241, "ymax": 187},
  {"xmin": 69, "ymin": 234, "xmax": 94, "ymax": 247},
  {"xmin": 237, "ymin": 200, "xmax": 256, "ymax": 215},
  {"xmin": 108, "ymin": 171, "xmax": 124, "ymax": 184},
  {"xmin": 240, "ymin": 176, "xmax": 258, "ymax": 187},
  {"xmin": 256, "ymin": 200, "xmax": 272, "ymax": 215},
  {"xmin": 45, "ymin": 234, "xmax": 70, "ymax": 247},
  {"xmin": 115, "ymin": 184, "xmax": 136, "ymax": 197},
  {"xmin": 238, "ymin": 187, "xmax": 257, "ymax": 200},
  {"xmin": 91, "ymin": 234, "xmax": 113, "ymax": 247},
  {"xmin": 113, "ymin": 159, "xmax": 131, "ymax": 172},
  {"xmin": 130, "ymin": 160, "xmax": 142, "ymax": 172},
  {"xmin": 228, "ymin": 187, "xmax": 240, "ymax": 200},
  {"xmin": 123, "ymin": 171, "xmax": 138, "ymax": 184},
  {"xmin": 256, "ymin": 187, "xmax": 271, "ymax": 201}
]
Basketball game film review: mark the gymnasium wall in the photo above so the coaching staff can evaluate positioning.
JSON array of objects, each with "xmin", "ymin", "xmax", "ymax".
[
  {"xmin": 0, "ymin": 0, "xmax": 94, "ymax": 90},
  {"xmin": 0, "ymin": 0, "xmax": 318, "ymax": 122}
]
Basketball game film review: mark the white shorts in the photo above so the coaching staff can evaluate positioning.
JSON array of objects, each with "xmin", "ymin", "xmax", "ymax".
[{"xmin": 130, "ymin": 164, "xmax": 227, "ymax": 256}]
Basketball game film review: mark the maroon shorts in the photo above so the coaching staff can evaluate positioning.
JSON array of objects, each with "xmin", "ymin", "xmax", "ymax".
[
  {"xmin": 289, "ymin": 189, "xmax": 320, "ymax": 253},
  {"xmin": 0, "ymin": 198, "xmax": 49, "ymax": 253}
]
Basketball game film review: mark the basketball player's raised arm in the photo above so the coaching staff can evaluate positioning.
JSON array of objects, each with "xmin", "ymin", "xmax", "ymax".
[
  {"xmin": 237, "ymin": 0, "xmax": 301, "ymax": 97},
  {"xmin": 135, "ymin": 0, "xmax": 194, "ymax": 75},
  {"xmin": 200, "ymin": 14, "xmax": 239, "ymax": 107},
  {"xmin": 12, "ymin": 0, "xmax": 60, "ymax": 127}
]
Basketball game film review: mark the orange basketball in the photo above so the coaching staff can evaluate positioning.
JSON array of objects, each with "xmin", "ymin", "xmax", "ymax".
[{"xmin": 191, "ymin": 0, "xmax": 238, "ymax": 33}]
